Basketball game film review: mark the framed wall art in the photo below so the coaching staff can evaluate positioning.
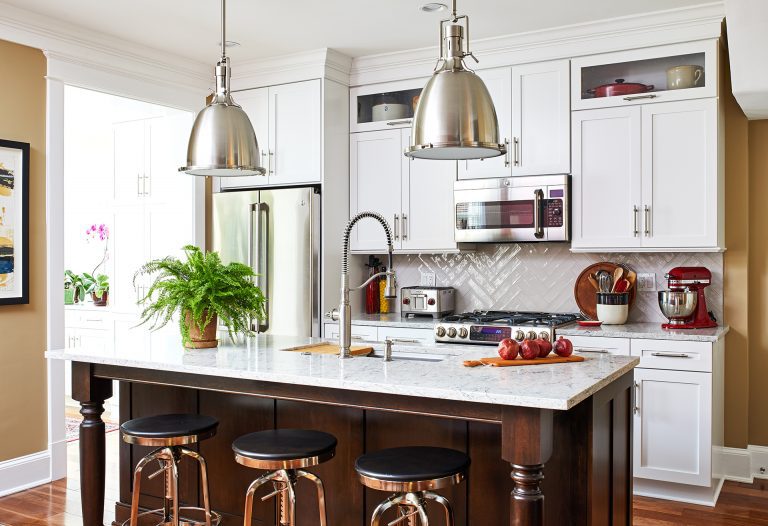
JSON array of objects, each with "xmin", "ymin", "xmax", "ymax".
[{"xmin": 0, "ymin": 139, "xmax": 30, "ymax": 305}]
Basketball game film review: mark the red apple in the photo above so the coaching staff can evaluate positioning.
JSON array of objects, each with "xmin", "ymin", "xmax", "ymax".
[
  {"xmin": 554, "ymin": 337, "xmax": 574, "ymax": 358},
  {"xmin": 535, "ymin": 338, "xmax": 553, "ymax": 358},
  {"xmin": 497, "ymin": 338, "xmax": 520, "ymax": 361},
  {"xmin": 520, "ymin": 339, "xmax": 540, "ymax": 360}
]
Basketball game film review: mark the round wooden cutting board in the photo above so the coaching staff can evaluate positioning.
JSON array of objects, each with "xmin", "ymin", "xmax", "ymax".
[{"xmin": 574, "ymin": 262, "xmax": 636, "ymax": 320}]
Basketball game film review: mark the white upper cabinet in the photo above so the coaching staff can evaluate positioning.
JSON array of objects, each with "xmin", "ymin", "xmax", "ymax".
[
  {"xmin": 572, "ymin": 40, "xmax": 718, "ymax": 111},
  {"xmin": 641, "ymin": 99, "xmax": 719, "ymax": 249},
  {"xmin": 511, "ymin": 59, "xmax": 571, "ymax": 176},
  {"xmin": 350, "ymin": 129, "xmax": 404, "ymax": 251},
  {"xmin": 350, "ymin": 128, "xmax": 457, "ymax": 253},
  {"xmin": 219, "ymin": 80, "xmax": 321, "ymax": 189},
  {"xmin": 350, "ymin": 78, "xmax": 425, "ymax": 133},
  {"xmin": 572, "ymin": 106, "xmax": 642, "ymax": 250},
  {"xmin": 572, "ymin": 98, "xmax": 721, "ymax": 252},
  {"xmin": 113, "ymin": 120, "xmax": 146, "ymax": 204},
  {"xmin": 458, "ymin": 67, "xmax": 512, "ymax": 180},
  {"xmin": 401, "ymin": 130, "xmax": 457, "ymax": 252}
]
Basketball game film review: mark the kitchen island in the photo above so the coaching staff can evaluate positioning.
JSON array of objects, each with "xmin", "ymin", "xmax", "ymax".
[{"xmin": 47, "ymin": 333, "xmax": 638, "ymax": 526}]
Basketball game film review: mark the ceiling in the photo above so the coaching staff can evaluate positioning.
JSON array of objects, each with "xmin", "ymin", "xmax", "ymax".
[{"xmin": 3, "ymin": 0, "xmax": 710, "ymax": 63}]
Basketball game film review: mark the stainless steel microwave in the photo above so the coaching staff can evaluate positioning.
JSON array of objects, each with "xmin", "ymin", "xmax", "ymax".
[{"xmin": 454, "ymin": 175, "xmax": 570, "ymax": 243}]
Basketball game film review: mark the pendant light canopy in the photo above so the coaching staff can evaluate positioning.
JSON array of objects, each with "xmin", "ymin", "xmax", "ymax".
[
  {"xmin": 180, "ymin": 0, "xmax": 265, "ymax": 176},
  {"xmin": 405, "ymin": 0, "xmax": 506, "ymax": 161}
]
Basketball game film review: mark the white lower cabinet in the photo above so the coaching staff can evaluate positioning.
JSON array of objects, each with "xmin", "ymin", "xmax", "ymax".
[{"xmin": 633, "ymin": 367, "xmax": 712, "ymax": 486}]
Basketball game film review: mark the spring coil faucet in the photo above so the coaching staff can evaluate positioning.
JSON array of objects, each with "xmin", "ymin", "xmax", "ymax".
[{"xmin": 328, "ymin": 212, "xmax": 397, "ymax": 358}]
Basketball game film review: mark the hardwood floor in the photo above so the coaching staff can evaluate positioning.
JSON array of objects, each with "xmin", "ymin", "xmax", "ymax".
[{"xmin": 0, "ymin": 435, "xmax": 766, "ymax": 525}]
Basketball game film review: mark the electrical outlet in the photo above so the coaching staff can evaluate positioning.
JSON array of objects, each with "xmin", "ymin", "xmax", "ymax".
[
  {"xmin": 420, "ymin": 272, "xmax": 436, "ymax": 287},
  {"xmin": 637, "ymin": 273, "xmax": 656, "ymax": 292}
]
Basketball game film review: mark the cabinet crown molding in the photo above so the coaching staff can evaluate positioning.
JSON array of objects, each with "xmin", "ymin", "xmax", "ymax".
[
  {"xmin": 349, "ymin": 2, "xmax": 725, "ymax": 86},
  {"xmin": 231, "ymin": 48, "xmax": 353, "ymax": 91}
]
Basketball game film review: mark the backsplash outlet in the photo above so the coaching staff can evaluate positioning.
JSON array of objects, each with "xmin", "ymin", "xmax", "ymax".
[{"xmin": 386, "ymin": 244, "xmax": 723, "ymax": 324}]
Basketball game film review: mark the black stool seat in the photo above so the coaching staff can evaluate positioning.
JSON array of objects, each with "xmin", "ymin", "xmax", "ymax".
[
  {"xmin": 121, "ymin": 413, "xmax": 218, "ymax": 439},
  {"xmin": 233, "ymin": 429, "xmax": 337, "ymax": 461},
  {"xmin": 355, "ymin": 446, "xmax": 470, "ymax": 482}
]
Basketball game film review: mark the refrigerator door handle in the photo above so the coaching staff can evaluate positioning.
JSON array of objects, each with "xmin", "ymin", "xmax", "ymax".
[{"xmin": 250, "ymin": 202, "xmax": 270, "ymax": 332}]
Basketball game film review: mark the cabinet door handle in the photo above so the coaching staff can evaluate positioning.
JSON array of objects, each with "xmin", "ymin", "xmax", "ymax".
[
  {"xmin": 386, "ymin": 119, "xmax": 413, "ymax": 126},
  {"xmin": 137, "ymin": 173, "xmax": 142, "ymax": 197},
  {"xmin": 650, "ymin": 352, "xmax": 691, "ymax": 358},
  {"xmin": 513, "ymin": 137, "xmax": 520, "ymax": 166},
  {"xmin": 634, "ymin": 382, "xmax": 640, "ymax": 414},
  {"xmin": 402, "ymin": 214, "xmax": 408, "ymax": 241},
  {"xmin": 503, "ymin": 138, "xmax": 510, "ymax": 167},
  {"xmin": 644, "ymin": 205, "xmax": 651, "ymax": 237},
  {"xmin": 633, "ymin": 206, "xmax": 639, "ymax": 237},
  {"xmin": 394, "ymin": 214, "xmax": 400, "ymax": 241},
  {"xmin": 268, "ymin": 151, "xmax": 275, "ymax": 175},
  {"xmin": 144, "ymin": 174, "xmax": 150, "ymax": 197},
  {"xmin": 624, "ymin": 94, "xmax": 658, "ymax": 101},
  {"xmin": 577, "ymin": 348, "xmax": 609, "ymax": 354},
  {"xmin": 387, "ymin": 338, "xmax": 420, "ymax": 344}
]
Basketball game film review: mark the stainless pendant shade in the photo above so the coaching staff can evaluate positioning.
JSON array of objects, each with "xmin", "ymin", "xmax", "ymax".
[
  {"xmin": 180, "ymin": 0, "xmax": 265, "ymax": 177},
  {"xmin": 406, "ymin": 6, "xmax": 505, "ymax": 161}
]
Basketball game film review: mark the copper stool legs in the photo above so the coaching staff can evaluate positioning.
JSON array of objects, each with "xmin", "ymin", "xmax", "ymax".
[{"xmin": 242, "ymin": 468, "xmax": 327, "ymax": 526}]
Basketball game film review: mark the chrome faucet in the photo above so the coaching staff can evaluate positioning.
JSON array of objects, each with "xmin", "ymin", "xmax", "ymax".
[{"xmin": 327, "ymin": 212, "xmax": 397, "ymax": 358}]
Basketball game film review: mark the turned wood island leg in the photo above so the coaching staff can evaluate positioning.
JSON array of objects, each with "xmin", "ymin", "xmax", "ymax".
[
  {"xmin": 501, "ymin": 406, "xmax": 554, "ymax": 526},
  {"xmin": 71, "ymin": 361, "xmax": 113, "ymax": 526}
]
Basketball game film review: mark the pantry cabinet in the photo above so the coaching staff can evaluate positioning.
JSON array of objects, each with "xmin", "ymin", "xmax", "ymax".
[
  {"xmin": 572, "ymin": 98, "xmax": 721, "ymax": 251},
  {"xmin": 219, "ymin": 79, "xmax": 321, "ymax": 190},
  {"xmin": 349, "ymin": 129, "xmax": 457, "ymax": 253}
]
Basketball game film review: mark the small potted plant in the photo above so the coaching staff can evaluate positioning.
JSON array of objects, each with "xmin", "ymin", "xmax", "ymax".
[
  {"xmin": 65, "ymin": 270, "xmax": 86, "ymax": 304},
  {"xmin": 134, "ymin": 245, "xmax": 266, "ymax": 349},
  {"xmin": 83, "ymin": 273, "xmax": 110, "ymax": 306},
  {"xmin": 64, "ymin": 271, "xmax": 75, "ymax": 305}
]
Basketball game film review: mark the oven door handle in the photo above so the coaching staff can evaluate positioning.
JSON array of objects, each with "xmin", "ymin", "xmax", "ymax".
[{"xmin": 533, "ymin": 189, "xmax": 545, "ymax": 239}]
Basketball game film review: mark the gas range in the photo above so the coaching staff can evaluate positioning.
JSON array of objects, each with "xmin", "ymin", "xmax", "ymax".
[{"xmin": 434, "ymin": 310, "xmax": 582, "ymax": 345}]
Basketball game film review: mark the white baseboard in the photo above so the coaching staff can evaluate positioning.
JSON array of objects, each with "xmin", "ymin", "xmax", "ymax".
[
  {"xmin": 634, "ymin": 477, "xmax": 724, "ymax": 507},
  {"xmin": 0, "ymin": 450, "xmax": 51, "ymax": 497},
  {"xmin": 748, "ymin": 445, "xmax": 768, "ymax": 479},
  {"xmin": 715, "ymin": 444, "xmax": 768, "ymax": 484}
]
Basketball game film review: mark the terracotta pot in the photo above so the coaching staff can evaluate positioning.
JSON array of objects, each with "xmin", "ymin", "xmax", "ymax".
[
  {"xmin": 91, "ymin": 291, "xmax": 108, "ymax": 307},
  {"xmin": 184, "ymin": 310, "xmax": 218, "ymax": 349}
]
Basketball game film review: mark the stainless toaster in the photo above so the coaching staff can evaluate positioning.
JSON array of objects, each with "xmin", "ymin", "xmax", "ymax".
[{"xmin": 400, "ymin": 287, "xmax": 455, "ymax": 318}]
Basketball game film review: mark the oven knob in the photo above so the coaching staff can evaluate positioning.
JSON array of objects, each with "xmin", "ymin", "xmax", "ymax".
[
  {"xmin": 436, "ymin": 326, "xmax": 446, "ymax": 338},
  {"xmin": 427, "ymin": 298, "xmax": 436, "ymax": 306},
  {"xmin": 526, "ymin": 331, "xmax": 537, "ymax": 340},
  {"xmin": 539, "ymin": 332, "xmax": 550, "ymax": 341},
  {"xmin": 447, "ymin": 327, "xmax": 457, "ymax": 338},
  {"xmin": 458, "ymin": 327, "xmax": 468, "ymax": 338},
  {"xmin": 402, "ymin": 298, "xmax": 410, "ymax": 305},
  {"xmin": 514, "ymin": 330, "xmax": 525, "ymax": 341}
]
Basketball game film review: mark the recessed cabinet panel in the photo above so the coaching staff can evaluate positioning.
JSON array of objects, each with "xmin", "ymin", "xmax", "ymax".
[
  {"xmin": 218, "ymin": 87, "xmax": 270, "ymax": 190},
  {"xmin": 633, "ymin": 368, "xmax": 712, "ymax": 486},
  {"xmin": 458, "ymin": 67, "xmax": 512, "ymax": 180},
  {"xmin": 572, "ymin": 106, "xmax": 642, "ymax": 249},
  {"xmin": 349, "ymin": 130, "xmax": 403, "ymax": 251},
  {"xmin": 642, "ymin": 99, "xmax": 718, "ymax": 248}
]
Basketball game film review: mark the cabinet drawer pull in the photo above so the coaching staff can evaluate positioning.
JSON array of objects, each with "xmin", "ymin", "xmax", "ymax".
[
  {"xmin": 387, "ymin": 338, "xmax": 420, "ymax": 344},
  {"xmin": 623, "ymin": 94, "xmax": 658, "ymax": 101},
  {"xmin": 386, "ymin": 119, "xmax": 412, "ymax": 126},
  {"xmin": 650, "ymin": 352, "xmax": 691, "ymax": 358},
  {"xmin": 634, "ymin": 381, "xmax": 640, "ymax": 414},
  {"xmin": 576, "ymin": 348, "xmax": 608, "ymax": 354}
]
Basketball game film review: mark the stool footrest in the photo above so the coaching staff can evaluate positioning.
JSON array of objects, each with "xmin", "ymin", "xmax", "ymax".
[{"xmin": 119, "ymin": 506, "xmax": 222, "ymax": 526}]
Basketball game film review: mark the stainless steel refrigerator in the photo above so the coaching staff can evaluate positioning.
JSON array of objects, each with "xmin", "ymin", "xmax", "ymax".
[{"xmin": 212, "ymin": 187, "xmax": 321, "ymax": 337}]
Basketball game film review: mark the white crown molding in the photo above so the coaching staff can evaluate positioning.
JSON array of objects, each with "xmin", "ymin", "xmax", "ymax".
[
  {"xmin": 231, "ymin": 48, "xmax": 353, "ymax": 92},
  {"xmin": 350, "ymin": 2, "xmax": 725, "ymax": 86},
  {"xmin": 0, "ymin": 1, "xmax": 209, "ymax": 95}
]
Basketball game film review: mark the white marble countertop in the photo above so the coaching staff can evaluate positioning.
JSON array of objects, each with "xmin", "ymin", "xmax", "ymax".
[
  {"xmin": 46, "ymin": 331, "xmax": 638, "ymax": 411},
  {"xmin": 558, "ymin": 322, "xmax": 729, "ymax": 342}
]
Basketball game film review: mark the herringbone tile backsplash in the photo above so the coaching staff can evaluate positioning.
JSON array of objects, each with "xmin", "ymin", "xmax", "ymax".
[{"xmin": 385, "ymin": 244, "xmax": 723, "ymax": 323}]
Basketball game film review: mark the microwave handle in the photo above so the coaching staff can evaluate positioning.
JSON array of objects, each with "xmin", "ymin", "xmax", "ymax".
[{"xmin": 533, "ymin": 189, "xmax": 545, "ymax": 239}]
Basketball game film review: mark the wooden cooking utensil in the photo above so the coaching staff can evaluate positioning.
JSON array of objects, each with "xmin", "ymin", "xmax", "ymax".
[
  {"xmin": 587, "ymin": 274, "xmax": 600, "ymax": 291},
  {"xmin": 574, "ymin": 262, "xmax": 637, "ymax": 320},
  {"xmin": 614, "ymin": 279, "xmax": 630, "ymax": 293},
  {"xmin": 462, "ymin": 355, "xmax": 586, "ymax": 367},
  {"xmin": 625, "ymin": 270, "xmax": 637, "ymax": 290},
  {"xmin": 611, "ymin": 267, "xmax": 625, "ymax": 292}
]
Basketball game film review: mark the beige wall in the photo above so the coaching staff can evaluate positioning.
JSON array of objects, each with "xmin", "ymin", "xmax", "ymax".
[{"xmin": 0, "ymin": 40, "xmax": 47, "ymax": 461}]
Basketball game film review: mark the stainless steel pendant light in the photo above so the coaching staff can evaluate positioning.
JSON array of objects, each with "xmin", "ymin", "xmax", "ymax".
[
  {"xmin": 180, "ymin": 0, "xmax": 265, "ymax": 176},
  {"xmin": 405, "ymin": 0, "xmax": 506, "ymax": 161}
]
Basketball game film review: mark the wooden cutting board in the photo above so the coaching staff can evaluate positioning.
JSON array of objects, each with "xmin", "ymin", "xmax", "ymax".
[
  {"xmin": 574, "ymin": 262, "xmax": 636, "ymax": 320},
  {"xmin": 463, "ymin": 355, "xmax": 585, "ymax": 367},
  {"xmin": 281, "ymin": 343, "xmax": 373, "ymax": 356}
]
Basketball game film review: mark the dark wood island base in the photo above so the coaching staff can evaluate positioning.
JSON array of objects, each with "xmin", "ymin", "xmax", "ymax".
[{"xmin": 71, "ymin": 362, "xmax": 633, "ymax": 526}]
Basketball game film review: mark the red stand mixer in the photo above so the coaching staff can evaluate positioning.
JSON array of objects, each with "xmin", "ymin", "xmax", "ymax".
[{"xmin": 658, "ymin": 267, "xmax": 717, "ymax": 329}]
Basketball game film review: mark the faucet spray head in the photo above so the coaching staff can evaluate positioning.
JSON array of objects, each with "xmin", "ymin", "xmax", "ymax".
[{"xmin": 384, "ymin": 271, "xmax": 397, "ymax": 299}]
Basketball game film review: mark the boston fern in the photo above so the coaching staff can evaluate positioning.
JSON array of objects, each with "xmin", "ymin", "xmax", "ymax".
[{"xmin": 134, "ymin": 245, "xmax": 266, "ymax": 346}]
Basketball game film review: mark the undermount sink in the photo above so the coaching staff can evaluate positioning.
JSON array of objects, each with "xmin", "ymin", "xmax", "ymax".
[{"xmin": 367, "ymin": 350, "xmax": 447, "ymax": 363}]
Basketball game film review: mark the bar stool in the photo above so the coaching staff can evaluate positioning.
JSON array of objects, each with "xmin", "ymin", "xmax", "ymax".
[
  {"xmin": 232, "ymin": 429, "xmax": 337, "ymax": 526},
  {"xmin": 355, "ymin": 446, "xmax": 470, "ymax": 526},
  {"xmin": 121, "ymin": 413, "xmax": 221, "ymax": 526}
]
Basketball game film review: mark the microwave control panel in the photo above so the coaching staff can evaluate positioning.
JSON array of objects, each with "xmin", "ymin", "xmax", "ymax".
[{"xmin": 545, "ymin": 199, "xmax": 564, "ymax": 227}]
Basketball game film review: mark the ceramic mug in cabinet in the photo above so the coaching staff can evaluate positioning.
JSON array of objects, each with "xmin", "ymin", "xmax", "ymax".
[{"xmin": 667, "ymin": 65, "xmax": 704, "ymax": 90}]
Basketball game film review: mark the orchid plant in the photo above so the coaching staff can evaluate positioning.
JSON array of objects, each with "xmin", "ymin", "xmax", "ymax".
[{"xmin": 85, "ymin": 223, "xmax": 110, "ymax": 276}]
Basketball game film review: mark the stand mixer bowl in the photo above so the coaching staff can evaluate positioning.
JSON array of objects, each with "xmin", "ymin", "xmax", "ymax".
[{"xmin": 658, "ymin": 290, "xmax": 698, "ymax": 324}]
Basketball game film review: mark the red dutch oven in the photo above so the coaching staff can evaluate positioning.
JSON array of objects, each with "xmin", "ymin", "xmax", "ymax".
[{"xmin": 587, "ymin": 78, "xmax": 654, "ymax": 98}]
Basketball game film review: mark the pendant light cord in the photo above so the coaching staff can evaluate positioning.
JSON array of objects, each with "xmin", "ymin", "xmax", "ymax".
[
  {"xmin": 451, "ymin": 0, "xmax": 458, "ymax": 21},
  {"xmin": 220, "ymin": 0, "xmax": 227, "ymax": 61}
]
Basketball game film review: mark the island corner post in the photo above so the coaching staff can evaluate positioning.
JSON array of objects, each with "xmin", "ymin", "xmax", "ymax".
[{"xmin": 69, "ymin": 360, "xmax": 634, "ymax": 526}]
